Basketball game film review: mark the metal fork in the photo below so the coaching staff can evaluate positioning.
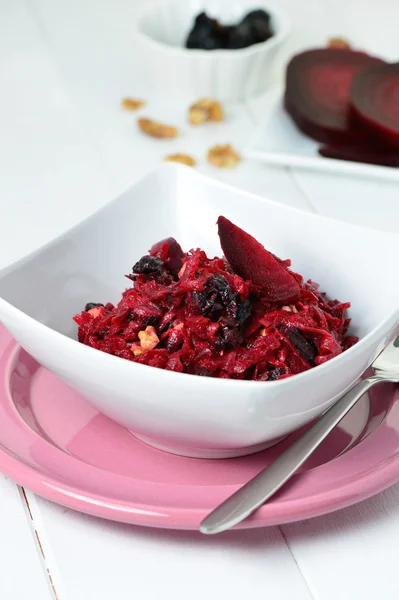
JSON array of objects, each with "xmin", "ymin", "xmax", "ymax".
[{"xmin": 200, "ymin": 333, "xmax": 399, "ymax": 535}]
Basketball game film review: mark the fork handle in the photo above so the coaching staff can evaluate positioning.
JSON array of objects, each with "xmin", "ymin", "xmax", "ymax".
[{"xmin": 200, "ymin": 376, "xmax": 386, "ymax": 535}]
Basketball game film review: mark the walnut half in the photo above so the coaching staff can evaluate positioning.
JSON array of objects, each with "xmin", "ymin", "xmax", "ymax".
[
  {"xmin": 138, "ymin": 118, "xmax": 178, "ymax": 139},
  {"xmin": 189, "ymin": 98, "xmax": 224, "ymax": 125},
  {"xmin": 328, "ymin": 37, "xmax": 351, "ymax": 50},
  {"xmin": 121, "ymin": 97, "xmax": 146, "ymax": 111},
  {"xmin": 207, "ymin": 144, "xmax": 240, "ymax": 168},
  {"xmin": 138, "ymin": 326, "xmax": 160, "ymax": 351},
  {"xmin": 164, "ymin": 153, "xmax": 196, "ymax": 167}
]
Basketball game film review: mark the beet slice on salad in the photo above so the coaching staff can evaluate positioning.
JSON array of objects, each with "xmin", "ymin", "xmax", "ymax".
[
  {"xmin": 149, "ymin": 237, "xmax": 184, "ymax": 277},
  {"xmin": 284, "ymin": 48, "xmax": 385, "ymax": 144},
  {"xmin": 350, "ymin": 62, "xmax": 399, "ymax": 150},
  {"xmin": 217, "ymin": 216, "xmax": 300, "ymax": 304}
]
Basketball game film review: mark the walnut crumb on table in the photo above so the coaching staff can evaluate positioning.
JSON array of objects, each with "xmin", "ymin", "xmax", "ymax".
[
  {"xmin": 189, "ymin": 98, "xmax": 224, "ymax": 125},
  {"xmin": 164, "ymin": 154, "xmax": 196, "ymax": 167},
  {"xmin": 207, "ymin": 144, "xmax": 240, "ymax": 168},
  {"xmin": 328, "ymin": 37, "xmax": 351, "ymax": 49},
  {"xmin": 121, "ymin": 97, "xmax": 146, "ymax": 111},
  {"xmin": 137, "ymin": 118, "xmax": 178, "ymax": 139}
]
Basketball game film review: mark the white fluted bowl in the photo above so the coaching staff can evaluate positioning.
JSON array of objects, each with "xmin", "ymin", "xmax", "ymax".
[{"xmin": 133, "ymin": 0, "xmax": 290, "ymax": 101}]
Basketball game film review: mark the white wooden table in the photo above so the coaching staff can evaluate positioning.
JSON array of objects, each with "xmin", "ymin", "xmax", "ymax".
[{"xmin": 1, "ymin": 0, "xmax": 399, "ymax": 598}]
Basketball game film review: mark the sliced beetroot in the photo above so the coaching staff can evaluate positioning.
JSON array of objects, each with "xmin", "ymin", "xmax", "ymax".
[
  {"xmin": 149, "ymin": 237, "xmax": 184, "ymax": 276},
  {"xmin": 217, "ymin": 216, "xmax": 300, "ymax": 304},
  {"xmin": 319, "ymin": 142, "xmax": 399, "ymax": 167},
  {"xmin": 284, "ymin": 48, "xmax": 385, "ymax": 144},
  {"xmin": 350, "ymin": 62, "xmax": 399, "ymax": 149}
]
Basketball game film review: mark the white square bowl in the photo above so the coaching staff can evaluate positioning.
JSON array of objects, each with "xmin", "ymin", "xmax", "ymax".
[{"xmin": 0, "ymin": 164, "xmax": 398, "ymax": 458}]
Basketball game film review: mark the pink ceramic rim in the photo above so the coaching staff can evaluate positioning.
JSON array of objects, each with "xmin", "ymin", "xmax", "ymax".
[{"xmin": 1, "ymin": 327, "xmax": 399, "ymax": 530}]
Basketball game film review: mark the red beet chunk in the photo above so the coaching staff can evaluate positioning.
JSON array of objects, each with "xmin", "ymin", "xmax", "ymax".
[
  {"xmin": 319, "ymin": 142, "xmax": 399, "ymax": 167},
  {"xmin": 217, "ymin": 216, "xmax": 300, "ymax": 304},
  {"xmin": 284, "ymin": 48, "xmax": 385, "ymax": 144},
  {"xmin": 350, "ymin": 62, "xmax": 399, "ymax": 149},
  {"xmin": 149, "ymin": 237, "xmax": 184, "ymax": 276}
]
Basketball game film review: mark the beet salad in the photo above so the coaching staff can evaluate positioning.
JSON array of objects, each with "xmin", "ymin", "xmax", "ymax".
[{"xmin": 73, "ymin": 217, "xmax": 358, "ymax": 380}]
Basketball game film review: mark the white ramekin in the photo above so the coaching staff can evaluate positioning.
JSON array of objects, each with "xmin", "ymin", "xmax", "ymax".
[{"xmin": 133, "ymin": 0, "xmax": 290, "ymax": 101}]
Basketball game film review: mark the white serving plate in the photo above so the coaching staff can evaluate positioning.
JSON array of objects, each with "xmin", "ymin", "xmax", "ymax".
[{"xmin": 245, "ymin": 86, "xmax": 399, "ymax": 182}]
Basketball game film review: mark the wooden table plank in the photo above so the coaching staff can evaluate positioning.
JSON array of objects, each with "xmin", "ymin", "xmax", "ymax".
[
  {"xmin": 280, "ymin": 485, "xmax": 399, "ymax": 600},
  {"xmin": 0, "ymin": 0, "xmax": 115, "ymax": 269},
  {"xmin": 0, "ymin": 478, "xmax": 52, "ymax": 598},
  {"xmin": 24, "ymin": 493, "xmax": 314, "ymax": 600}
]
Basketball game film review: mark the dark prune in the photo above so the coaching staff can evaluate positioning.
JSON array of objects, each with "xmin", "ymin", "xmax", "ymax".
[
  {"xmin": 279, "ymin": 326, "xmax": 316, "ymax": 364},
  {"xmin": 268, "ymin": 367, "xmax": 286, "ymax": 381},
  {"xmin": 214, "ymin": 23, "xmax": 234, "ymax": 46},
  {"xmin": 194, "ymin": 274, "xmax": 236, "ymax": 319},
  {"xmin": 132, "ymin": 256, "xmax": 165, "ymax": 275},
  {"xmin": 236, "ymin": 298, "xmax": 252, "ymax": 327},
  {"xmin": 186, "ymin": 12, "xmax": 223, "ymax": 50},
  {"xmin": 228, "ymin": 23, "xmax": 254, "ymax": 49},
  {"xmin": 193, "ymin": 367, "xmax": 211, "ymax": 377},
  {"xmin": 228, "ymin": 9, "xmax": 272, "ymax": 49},
  {"xmin": 242, "ymin": 9, "xmax": 271, "ymax": 25},
  {"xmin": 84, "ymin": 302, "xmax": 104, "ymax": 311},
  {"xmin": 166, "ymin": 329, "xmax": 184, "ymax": 353},
  {"xmin": 194, "ymin": 290, "xmax": 219, "ymax": 318},
  {"xmin": 194, "ymin": 12, "xmax": 215, "ymax": 28},
  {"xmin": 192, "ymin": 274, "xmax": 251, "ymax": 349},
  {"xmin": 216, "ymin": 317, "xmax": 243, "ymax": 349},
  {"xmin": 193, "ymin": 276, "xmax": 221, "ymax": 317},
  {"xmin": 218, "ymin": 327, "xmax": 242, "ymax": 349},
  {"xmin": 211, "ymin": 274, "xmax": 237, "ymax": 312},
  {"xmin": 186, "ymin": 9, "xmax": 274, "ymax": 51},
  {"xmin": 144, "ymin": 315, "xmax": 160, "ymax": 327},
  {"xmin": 244, "ymin": 12, "xmax": 273, "ymax": 44}
]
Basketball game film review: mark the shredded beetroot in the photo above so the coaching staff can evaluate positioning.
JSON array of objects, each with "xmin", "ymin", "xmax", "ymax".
[{"xmin": 73, "ymin": 221, "xmax": 358, "ymax": 380}]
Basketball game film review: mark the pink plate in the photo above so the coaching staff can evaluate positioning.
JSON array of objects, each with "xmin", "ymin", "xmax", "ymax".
[{"xmin": 1, "ymin": 324, "xmax": 399, "ymax": 530}]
